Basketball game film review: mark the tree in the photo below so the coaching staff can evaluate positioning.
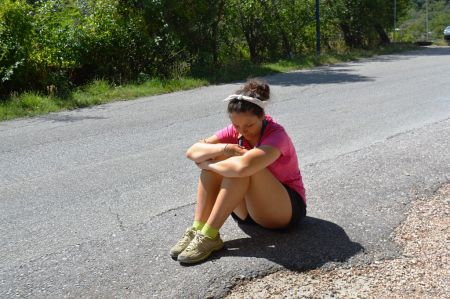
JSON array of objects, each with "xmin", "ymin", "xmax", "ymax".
[{"xmin": 323, "ymin": 0, "xmax": 410, "ymax": 48}]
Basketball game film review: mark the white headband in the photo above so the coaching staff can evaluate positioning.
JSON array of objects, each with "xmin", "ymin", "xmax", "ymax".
[{"xmin": 223, "ymin": 94, "xmax": 267, "ymax": 110}]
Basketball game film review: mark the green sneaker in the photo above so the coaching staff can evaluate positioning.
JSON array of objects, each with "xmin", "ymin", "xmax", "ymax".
[
  {"xmin": 170, "ymin": 227, "xmax": 197, "ymax": 259},
  {"xmin": 177, "ymin": 232, "xmax": 224, "ymax": 264}
]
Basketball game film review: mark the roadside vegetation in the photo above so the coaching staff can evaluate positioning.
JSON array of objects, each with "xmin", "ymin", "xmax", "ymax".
[
  {"xmin": 0, "ymin": 43, "xmax": 418, "ymax": 121},
  {"xmin": 398, "ymin": 0, "xmax": 450, "ymax": 43},
  {"xmin": 0, "ymin": 0, "xmax": 445, "ymax": 121}
]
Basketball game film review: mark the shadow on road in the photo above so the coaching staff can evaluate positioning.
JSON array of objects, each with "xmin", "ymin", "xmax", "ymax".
[
  {"xmin": 396, "ymin": 46, "xmax": 450, "ymax": 56},
  {"xmin": 266, "ymin": 47, "xmax": 450, "ymax": 88},
  {"xmin": 267, "ymin": 67, "xmax": 374, "ymax": 87},
  {"xmin": 217, "ymin": 216, "xmax": 363, "ymax": 271},
  {"xmin": 351, "ymin": 46, "xmax": 450, "ymax": 63}
]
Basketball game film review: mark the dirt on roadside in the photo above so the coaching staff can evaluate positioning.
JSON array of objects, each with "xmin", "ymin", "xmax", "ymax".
[{"xmin": 227, "ymin": 184, "xmax": 450, "ymax": 299}]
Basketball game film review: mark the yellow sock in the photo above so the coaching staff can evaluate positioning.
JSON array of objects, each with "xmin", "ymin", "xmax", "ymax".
[
  {"xmin": 201, "ymin": 223, "xmax": 219, "ymax": 239},
  {"xmin": 192, "ymin": 220, "xmax": 205, "ymax": 231}
]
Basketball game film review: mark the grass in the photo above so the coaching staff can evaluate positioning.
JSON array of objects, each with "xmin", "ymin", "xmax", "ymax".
[
  {"xmin": 432, "ymin": 39, "xmax": 450, "ymax": 46},
  {"xmin": 70, "ymin": 78, "xmax": 207, "ymax": 108},
  {"xmin": 0, "ymin": 78, "xmax": 207, "ymax": 121},
  {"xmin": 0, "ymin": 43, "xmax": 420, "ymax": 121}
]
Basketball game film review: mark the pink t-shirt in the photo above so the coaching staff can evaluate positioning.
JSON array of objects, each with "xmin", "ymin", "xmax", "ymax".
[{"xmin": 214, "ymin": 115, "xmax": 306, "ymax": 205}]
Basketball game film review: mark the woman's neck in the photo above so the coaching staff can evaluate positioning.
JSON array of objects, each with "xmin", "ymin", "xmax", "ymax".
[{"xmin": 246, "ymin": 135, "xmax": 260, "ymax": 148}]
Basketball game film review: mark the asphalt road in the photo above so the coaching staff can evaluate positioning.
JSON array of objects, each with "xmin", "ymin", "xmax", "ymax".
[{"xmin": 1, "ymin": 47, "xmax": 450, "ymax": 298}]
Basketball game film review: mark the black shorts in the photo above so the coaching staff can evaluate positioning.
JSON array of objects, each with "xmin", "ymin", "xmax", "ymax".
[{"xmin": 231, "ymin": 184, "xmax": 306, "ymax": 231}]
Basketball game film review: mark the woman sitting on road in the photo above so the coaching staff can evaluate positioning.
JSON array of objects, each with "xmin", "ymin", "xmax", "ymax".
[{"xmin": 170, "ymin": 79, "xmax": 307, "ymax": 264}]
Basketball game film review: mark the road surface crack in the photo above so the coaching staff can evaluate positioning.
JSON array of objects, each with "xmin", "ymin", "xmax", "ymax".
[{"xmin": 108, "ymin": 207, "xmax": 125, "ymax": 231}]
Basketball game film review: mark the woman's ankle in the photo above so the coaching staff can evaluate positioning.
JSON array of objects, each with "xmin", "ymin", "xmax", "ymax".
[
  {"xmin": 201, "ymin": 223, "xmax": 219, "ymax": 239},
  {"xmin": 192, "ymin": 220, "xmax": 205, "ymax": 230}
]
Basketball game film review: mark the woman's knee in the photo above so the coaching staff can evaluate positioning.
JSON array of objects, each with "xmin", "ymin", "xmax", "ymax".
[
  {"xmin": 221, "ymin": 175, "xmax": 249, "ymax": 186},
  {"xmin": 199, "ymin": 169, "xmax": 223, "ymax": 190},
  {"xmin": 200, "ymin": 169, "xmax": 221, "ymax": 180}
]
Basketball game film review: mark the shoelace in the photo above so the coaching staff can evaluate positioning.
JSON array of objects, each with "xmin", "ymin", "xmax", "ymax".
[
  {"xmin": 180, "ymin": 229, "xmax": 195, "ymax": 244},
  {"xmin": 184, "ymin": 234, "xmax": 206, "ymax": 252}
]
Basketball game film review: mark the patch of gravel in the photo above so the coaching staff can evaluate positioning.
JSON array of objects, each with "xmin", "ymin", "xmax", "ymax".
[{"xmin": 227, "ymin": 184, "xmax": 450, "ymax": 298}]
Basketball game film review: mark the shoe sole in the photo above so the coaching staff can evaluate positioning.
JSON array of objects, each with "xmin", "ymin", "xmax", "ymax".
[
  {"xmin": 177, "ymin": 243, "xmax": 224, "ymax": 264},
  {"xmin": 169, "ymin": 251, "xmax": 179, "ymax": 259},
  {"xmin": 170, "ymin": 246, "xmax": 191, "ymax": 259}
]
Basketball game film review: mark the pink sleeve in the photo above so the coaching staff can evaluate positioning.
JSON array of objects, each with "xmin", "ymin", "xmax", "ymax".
[
  {"xmin": 260, "ymin": 127, "xmax": 289, "ymax": 156},
  {"xmin": 214, "ymin": 124, "xmax": 238, "ymax": 144}
]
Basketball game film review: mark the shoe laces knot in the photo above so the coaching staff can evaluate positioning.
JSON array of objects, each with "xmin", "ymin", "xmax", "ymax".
[{"xmin": 184, "ymin": 229, "xmax": 195, "ymax": 239}]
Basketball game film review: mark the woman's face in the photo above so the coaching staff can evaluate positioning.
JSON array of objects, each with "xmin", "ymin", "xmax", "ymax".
[{"xmin": 229, "ymin": 112, "xmax": 264, "ymax": 141}]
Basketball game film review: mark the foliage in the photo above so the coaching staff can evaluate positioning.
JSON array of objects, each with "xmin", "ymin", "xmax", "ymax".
[
  {"xmin": 223, "ymin": 0, "xmax": 316, "ymax": 63},
  {"xmin": 322, "ymin": 0, "xmax": 411, "ymax": 48},
  {"xmin": 1, "ymin": 0, "xmax": 419, "ymax": 99},
  {"xmin": 0, "ymin": 0, "xmax": 34, "ymax": 91},
  {"xmin": 398, "ymin": 0, "xmax": 450, "ymax": 42}
]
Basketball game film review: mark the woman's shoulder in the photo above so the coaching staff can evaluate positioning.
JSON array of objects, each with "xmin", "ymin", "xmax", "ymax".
[{"xmin": 265, "ymin": 115, "xmax": 287, "ymax": 134}]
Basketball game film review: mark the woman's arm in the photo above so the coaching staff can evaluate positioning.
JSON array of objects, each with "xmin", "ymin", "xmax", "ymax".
[
  {"xmin": 186, "ymin": 135, "xmax": 246, "ymax": 163},
  {"xmin": 197, "ymin": 145, "xmax": 281, "ymax": 177}
]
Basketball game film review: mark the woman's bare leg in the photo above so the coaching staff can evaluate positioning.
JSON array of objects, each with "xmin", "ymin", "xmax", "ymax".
[
  {"xmin": 206, "ymin": 176, "xmax": 250, "ymax": 229},
  {"xmin": 206, "ymin": 168, "xmax": 292, "ymax": 230},
  {"xmin": 176, "ymin": 168, "xmax": 292, "ymax": 263},
  {"xmin": 232, "ymin": 200, "xmax": 249, "ymax": 220},
  {"xmin": 245, "ymin": 169, "xmax": 292, "ymax": 228},
  {"xmin": 194, "ymin": 169, "xmax": 223, "ymax": 223}
]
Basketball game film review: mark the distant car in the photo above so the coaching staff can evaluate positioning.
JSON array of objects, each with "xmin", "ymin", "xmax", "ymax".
[{"xmin": 444, "ymin": 26, "xmax": 450, "ymax": 43}]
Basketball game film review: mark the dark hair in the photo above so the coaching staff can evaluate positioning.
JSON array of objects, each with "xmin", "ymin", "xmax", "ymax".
[{"xmin": 227, "ymin": 79, "xmax": 270, "ymax": 118}]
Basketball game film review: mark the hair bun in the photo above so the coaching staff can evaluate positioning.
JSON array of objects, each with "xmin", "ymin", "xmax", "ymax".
[{"xmin": 238, "ymin": 78, "xmax": 270, "ymax": 101}]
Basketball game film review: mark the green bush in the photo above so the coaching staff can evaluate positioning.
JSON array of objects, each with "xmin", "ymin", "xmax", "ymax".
[
  {"xmin": 1, "ymin": 0, "xmax": 171, "ymax": 98},
  {"xmin": 0, "ymin": 0, "xmax": 34, "ymax": 96}
]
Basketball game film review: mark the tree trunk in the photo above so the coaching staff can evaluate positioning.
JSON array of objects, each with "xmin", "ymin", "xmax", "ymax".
[
  {"xmin": 281, "ymin": 31, "xmax": 293, "ymax": 58},
  {"xmin": 375, "ymin": 23, "xmax": 390, "ymax": 45},
  {"xmin": 211, "ymin": 0, "xmax": 225, "ymax": 66},
  {"xmin": 239, "ymin": 12, "xmax": 261, "ymax": 63},
  {"xmin": 340, "ymin": 23, "xmax": 364, "ymax": 48}
]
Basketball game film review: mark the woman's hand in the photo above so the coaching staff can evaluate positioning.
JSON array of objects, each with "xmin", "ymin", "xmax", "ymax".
[
  {"xmin": 224, "ymin": 144, "xmax": 248, "ymax": 157},
  {"xmin": 195, "ymin": 160, "xmax": 213, "ymax": 170}
]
